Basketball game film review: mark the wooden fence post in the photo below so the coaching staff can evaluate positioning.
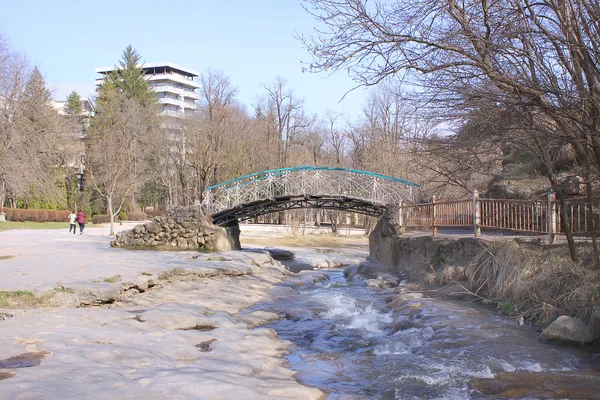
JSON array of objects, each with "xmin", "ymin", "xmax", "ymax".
[
  {"xmin": 432, "ymin": 195, "xmax": 438, "ymax": 236},
  {"xmin": 548, "ymin": 192, "xmax": 556, "ymax": 244},
  {"xmin": 473, "ymin": 190, "xmax": 481, "ymax": 238}
]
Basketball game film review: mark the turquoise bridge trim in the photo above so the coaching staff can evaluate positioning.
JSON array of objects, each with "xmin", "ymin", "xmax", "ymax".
[{"xmin": 204, "ymin": 166, "xmax": 420, "ymax": 191}]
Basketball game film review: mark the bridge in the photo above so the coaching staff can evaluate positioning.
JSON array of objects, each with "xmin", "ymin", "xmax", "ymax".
[{"xmin": 201, "ymin": 166, "xmax": 419, "ymax": 226}]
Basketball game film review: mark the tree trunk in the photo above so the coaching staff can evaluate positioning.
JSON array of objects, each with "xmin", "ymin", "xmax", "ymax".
[
  {"xmin": 0, "ymin": 173, "xmax": 6, "ymax": 215},
  {"xmin": 108, "ymin": 195, "xmax": 115, "ymax": 236},
  {"xmin": 555, "ymin": 189, "xmax": 578, "ymax": 262},
  {"xmin": 584, "ymin": 170, "xmax": 600, "ymax": 268}
]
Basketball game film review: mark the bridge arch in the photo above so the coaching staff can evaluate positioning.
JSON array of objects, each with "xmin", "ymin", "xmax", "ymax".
[{"xmin": 201, "ymin": 166, "xmax": 419, "ymax": 226}]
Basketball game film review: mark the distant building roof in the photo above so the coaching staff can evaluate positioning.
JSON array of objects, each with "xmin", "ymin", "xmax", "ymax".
[{"xmin": 95, "ymin": 62, "xmax": 200, "ymax": 78}]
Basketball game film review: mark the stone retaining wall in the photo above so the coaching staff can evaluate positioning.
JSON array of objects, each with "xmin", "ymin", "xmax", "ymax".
[
  {"xmin": 369, "ymin": 216, "xmax": 487, "ymax": 281},
  {"xmin": 110, "ymin": 207, "xmax": 240, "ymax": 251}
]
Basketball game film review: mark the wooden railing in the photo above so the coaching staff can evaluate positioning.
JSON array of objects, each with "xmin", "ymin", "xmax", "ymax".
[{"xmin": 398, "ymin": 191, "xmax": 600, "ymax": 243}]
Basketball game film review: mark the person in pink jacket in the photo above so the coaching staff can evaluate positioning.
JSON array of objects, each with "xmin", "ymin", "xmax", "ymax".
[{"xmin": 77, "ymin": 210, "xmax": 86, "ymax": 235}]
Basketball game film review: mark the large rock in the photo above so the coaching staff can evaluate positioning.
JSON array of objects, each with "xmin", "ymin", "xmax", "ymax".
[
  {"xmin": 110, "ymin": 206, "xmax": 240, "ymax": 251},
  {"xmin": 539, "ymin": 315, "xmax": 595, "ymax": 344}
]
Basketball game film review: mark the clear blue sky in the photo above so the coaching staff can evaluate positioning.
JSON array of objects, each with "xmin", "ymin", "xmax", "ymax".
[{"xmin": 1, "ymin": 0, "xmax": 368, "ymax": 120}]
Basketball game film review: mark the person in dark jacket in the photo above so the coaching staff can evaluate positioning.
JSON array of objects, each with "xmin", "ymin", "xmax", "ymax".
[{"xmin": 77, "ymin": 210, "xmax": 86, "ymax": 235}]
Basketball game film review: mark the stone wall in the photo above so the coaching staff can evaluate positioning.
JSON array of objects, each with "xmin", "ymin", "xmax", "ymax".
[
  {"xmin": 110, "ymin": 207, "xmax": 241, "ymax": 251},
  {"xmin": 369, "ymin": 216, "xmax": 487, "ymax": 282}
]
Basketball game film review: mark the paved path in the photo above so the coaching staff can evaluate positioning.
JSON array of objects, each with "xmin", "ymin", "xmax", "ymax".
[{"xmin": 0, "ymin": 223, "xmax": 198, "ymax": 292}]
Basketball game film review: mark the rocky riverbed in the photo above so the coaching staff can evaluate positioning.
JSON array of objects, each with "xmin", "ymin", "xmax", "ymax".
[{"xmin": 0, "ymin": 224, "xmax": 366, "ymax": 399}]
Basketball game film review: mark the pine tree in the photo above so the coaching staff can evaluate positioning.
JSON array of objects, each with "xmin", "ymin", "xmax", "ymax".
[
  {"xmin": 99, "ymin": 45, "xmax": 156, "ymax": 106},
  {"xmin": 65, "ymin": 91, "xmax": 83, "ymax": 115}
]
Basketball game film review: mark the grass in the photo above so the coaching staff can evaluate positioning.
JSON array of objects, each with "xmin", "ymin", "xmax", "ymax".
[
  {"xmin": 243, "ymin": 233, "xmax": 368, "ymax": 248},
  {"xmin": 140, "ymin": 272, "xmax": 152, "ymax": 276},
  {"xmin": 0, "ymin": 255, "xmax": 15, "ymax": 260},
  {"xmin": 103, "ymin": 275, "xmax": 121, "ymax": 283},
  {"xmin": 0, "ymin": 287, "xmax": 76, "ymax": 309},
  {"xmin": 0, "ymin": 221, "xmax": 69, "ymax": 231},
  {"xmin": 0, "ymin": 290, "xmax": 37, "ymax": 308},
  {"xmin": 441, "ymin": 239, "xmax": 600, "ymax": 333}
]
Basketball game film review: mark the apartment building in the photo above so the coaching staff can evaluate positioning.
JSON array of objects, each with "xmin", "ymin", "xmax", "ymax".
[
  {"xmin": 95, "ymin": 62, "xmax": 201, "ymax": 116},
  {"xmin": 51, "ymin": 98, "xmax": 95, "ymax": 117}
]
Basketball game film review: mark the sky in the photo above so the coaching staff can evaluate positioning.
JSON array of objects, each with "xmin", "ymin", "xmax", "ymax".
[{"xmin": 1, "ymin": 0, "xmax": 369, "ymax": 120}]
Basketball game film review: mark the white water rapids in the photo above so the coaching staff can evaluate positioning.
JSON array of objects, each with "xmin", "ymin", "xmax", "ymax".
[{"xmin": 253, "ymin": 268, "xmax": 600, "ymax": 399}]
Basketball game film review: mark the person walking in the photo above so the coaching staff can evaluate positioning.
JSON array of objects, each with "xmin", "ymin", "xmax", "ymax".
[
  {"xmin": 68, "ymin": 210, "xmax": 77, "ymax": 234},
  {"xmin": 77, "ymin": 210, "xmax": 86, "ymax": 235}
]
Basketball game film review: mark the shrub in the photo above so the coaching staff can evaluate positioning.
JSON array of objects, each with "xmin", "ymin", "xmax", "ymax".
[
  {"xmin": 125, "ymin": 212, "xmax": 148, "ymax": 221},
  {"xmin": 145, "ymin": 209, "xmax": 165, "ymax": 218},
  {"xmin": 92, "ymin": 214, "xmax": 110, "ymax": 224},
  {"xmin": 3, "ymin": 208, "xmax": 70, "ymax": 222}
]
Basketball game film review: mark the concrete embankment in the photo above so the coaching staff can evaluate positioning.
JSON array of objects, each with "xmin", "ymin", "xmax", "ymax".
[{"xmin": 365, "ymin": 217, "xmax": 600, "ymax": 344}]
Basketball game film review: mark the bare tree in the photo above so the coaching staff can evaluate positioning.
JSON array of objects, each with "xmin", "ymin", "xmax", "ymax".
[
  {"xmin": 301, "ymin": 0, "xmax": 600, "ymax": 263},
  {"xmin": 86, "ymin": 90, "xmax": 148, "ymax": 235},
  {"xmin": 264, "ymin": 78, "xmax": 310, "ymax": 166}
]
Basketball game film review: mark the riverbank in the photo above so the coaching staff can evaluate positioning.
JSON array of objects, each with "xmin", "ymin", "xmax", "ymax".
[
  {"xmin": 0, "ymin": 225, "xmax": 366, "ymax": 399},
  {"xmin": 368, "ymin": 217, "xmax": 600, "ymax": 342}
]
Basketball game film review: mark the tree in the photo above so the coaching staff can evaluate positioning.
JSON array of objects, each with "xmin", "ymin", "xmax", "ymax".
[
  {"xmin": 0, "ymin": 62, "xmax": 67, "ymax": 210},
  {"xmin": 301, "ymin": 0, "xmax": 600, "ymax": 264},
  {"xmin": 96, "ymin": 45, "xmax": 160, "ymax": 212},
  {"xmin": 86, "ymin": 89, "xmax": 147, "ymax": 235},
  {"xmin": 64, "ymin": 91, "xmax": 83, "ymax": 116},
  {"xmin": 264, "ymin": 78, "xmax": 310, "ymax": 166},
  {"xmin": 100, "ymin": 45, "xmax": 155, "ymax": 106}
]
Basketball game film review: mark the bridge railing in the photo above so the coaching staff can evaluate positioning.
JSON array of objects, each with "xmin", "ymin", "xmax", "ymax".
[
  {"xmin": 202, "ymin": 167, "xmax": 420, "ymax": 215},
  {"xmin": 399, "ymin": 191, "xmax": 600, "ymax": 243}
]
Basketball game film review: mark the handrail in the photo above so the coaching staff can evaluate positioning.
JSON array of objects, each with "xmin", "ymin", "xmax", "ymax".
[{"xmin": 204, "ymin": 166, "xmax": 420, "ymax": 191}]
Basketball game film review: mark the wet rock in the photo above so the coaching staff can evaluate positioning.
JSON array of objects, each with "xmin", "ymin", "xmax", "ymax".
[
  {"xmin": 265, "ymin": 247, "xmax": 295, "ymax": 260},
  {"xmin": 539, "ymin": 315, "xmax": 595, "ymax": 344},
  {"xmin": 403, "ymin": 293, "xmax": 424, "ymax": 301},
  {"xmin": 195, "ymin": 339, "xmax": 217, "ymax": 352},
  {"xmin": 282, "ymin": 259, "xmax": 315, "ymax": 273},
  {"xmin": 388, "ymin": 316, "xmax": 424, "ymax": 334},
  {"xmin": 365, "ymin": 278, "xmax": 391, "ymax": 289},
  {"xmin": 238, "ymin": 311, "xmax": 280, "ymax": 328},
  {"xmin": 385, "ymin": 296, "xmax": 409, "ymax": 311},
  {"xmin": 0, "ymin": 351, "xmax": 51, "ymax": 369}
]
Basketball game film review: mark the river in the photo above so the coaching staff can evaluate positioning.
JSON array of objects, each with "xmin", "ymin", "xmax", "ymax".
[{"xmin": 253, "ymin": 267, "xmax": 600, "ymax": 399}]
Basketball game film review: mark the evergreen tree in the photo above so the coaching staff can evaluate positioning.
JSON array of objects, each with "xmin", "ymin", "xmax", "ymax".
[
  {"xmin": 12, "ymin": 66, "xmax": 67, "ymax": 207},
  {"xmin": 99, "ymin": 45, "xmax": 156, "ymax": 106},
  {"xmin": 65, "ymin": 91, "xmax": 83, "ymax": 115}
]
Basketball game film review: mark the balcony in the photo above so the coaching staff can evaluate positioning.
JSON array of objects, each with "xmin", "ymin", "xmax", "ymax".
[{"xmin": 147, "ymin": 73, "xmax": 200, "ymax": 89}]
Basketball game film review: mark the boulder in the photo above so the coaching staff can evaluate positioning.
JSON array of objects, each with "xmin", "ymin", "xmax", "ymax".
[
  {"xmin": 539, "ymin": 315, "xmax": 595, "ymax": 344},
  {"xmin": 265, "ymin": 247, "xmax": 295, "ymax": 260}
]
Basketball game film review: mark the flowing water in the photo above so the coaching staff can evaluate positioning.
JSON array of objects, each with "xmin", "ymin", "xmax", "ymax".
[{"xmin": 255, "ymin": 268, "xmax": 600, "ymax": 399}]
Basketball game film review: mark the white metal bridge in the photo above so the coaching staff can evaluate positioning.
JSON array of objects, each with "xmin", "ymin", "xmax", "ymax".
[{"xmin": 201, "ymin": 166, "xmax": 419, "ymax": 226}]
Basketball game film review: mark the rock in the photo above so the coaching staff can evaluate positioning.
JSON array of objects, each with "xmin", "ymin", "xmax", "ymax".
[
  {"xmin": 385, "ymin": 296, "xmax": 409, "ymax": 310},
  {"xmin": 110, "ymin": 207, "xmax": 241, "ymax": 251},
  {"xmin": 72, "ymin": 284, "xmax": 120, "ymax": 306},
  {"xmin": 265, "ymin": 247, "xmax": 295, "ymax": 260},
  {"xmin": 44, "ymin": 291, "xmax": 80, "ymax": 308},
  {"xmin": 365, "ymin": 278, "xmax": 392, "ymax": 289},
  {"xmin": 388, "ymin": 316, "xmax": 424, "ymax": 334},
  {"xmin": 281, "ymin": 259, "xmax": 315, "ymax": 273},
  {"xmin": 539, "ymin": 315, "xmax": 595, "ymax": 344},
  {"xmin": 403, "ymin": 293, "xmax": 424, "ymax": 301},
  {"xmin": 134, "ymin": 276, "xmax": 150, "ymax": 292},
  {"xmin": 145, "ymin": 221, "xmax": 162, "ymax": 234}
]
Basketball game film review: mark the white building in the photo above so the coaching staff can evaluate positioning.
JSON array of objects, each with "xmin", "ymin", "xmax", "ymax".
[
  {"xmin": 51, "ymin": 99, "xmax": 95, "ymax": 117},
  {"xmin": 95, "ymin": 62, "xmax": 201, "ymax": 116}
]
